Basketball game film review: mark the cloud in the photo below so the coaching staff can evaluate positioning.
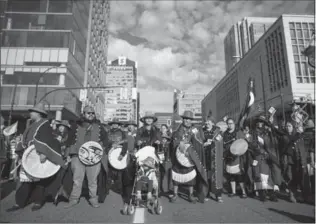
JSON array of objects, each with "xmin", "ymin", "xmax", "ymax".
[{"xmin": 108, "ymin": 0, "xmax": 313, "ymax": 112}]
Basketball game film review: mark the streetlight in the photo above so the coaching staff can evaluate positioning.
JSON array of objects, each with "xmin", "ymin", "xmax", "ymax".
[
  {"xmin": 33, "ymin": 64, "xmax": 66, "ymax": 106},
  {"xmin": 36, "ymin": 85, "xmax": 122, "ymax": 105}
]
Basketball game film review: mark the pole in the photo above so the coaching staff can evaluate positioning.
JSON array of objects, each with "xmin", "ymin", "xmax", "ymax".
[
  {"xmin": 8, "ymin": 83, "xmax": 18, "ymax": 126},
  {"xmin": 33, "ymin": 66, "xmax": 65, "ymax": 106},
  {"xmin": 280, "ymin": 93, "xmax": 286, "ymax": 122},
  {"xmin": 259, "ymin": 55, "xmax": 267, "ymax": 116}
]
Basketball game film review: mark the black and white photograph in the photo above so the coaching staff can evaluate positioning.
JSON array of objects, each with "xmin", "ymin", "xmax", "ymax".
[{"xmin": 0, "ymin": 0, "xmax": 315, "ymax": 223}]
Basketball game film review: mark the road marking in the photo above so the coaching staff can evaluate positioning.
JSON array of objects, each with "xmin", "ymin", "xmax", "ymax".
[{"xmin": 133, "ymin": 207, "xmax": 145, "ymax": 223}]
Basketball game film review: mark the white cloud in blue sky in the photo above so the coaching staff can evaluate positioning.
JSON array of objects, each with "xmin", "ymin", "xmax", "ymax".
[{"xmin": 108, "ymin": 0, "xmax": 314, "ymax": 113}]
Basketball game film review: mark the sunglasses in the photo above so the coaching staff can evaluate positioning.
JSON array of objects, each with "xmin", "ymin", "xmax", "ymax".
[
  {"xmin": 227, "ymin": 123, "xmax": 234, "ymax": 125},
  {"xmin": 86, "ymin": 112, "xmax": 95, "ymax": 115}
]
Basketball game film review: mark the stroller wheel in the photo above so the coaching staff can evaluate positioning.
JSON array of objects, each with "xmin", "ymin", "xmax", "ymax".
[{"xmin": 127, "ymin": 205, "xmax": 135, "ymax": 215}]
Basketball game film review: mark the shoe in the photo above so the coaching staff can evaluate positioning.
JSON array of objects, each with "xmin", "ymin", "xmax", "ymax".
[
  {"xmin": 170, "ymin": 194, "xmax": 178, "ymax": 203},
  {"xmin": 270, "ymin": 193, "xmax": 278, "ymax": 202},
  {"xmin": 217, "ymin": 197, "xmax": 223, "ymax": 203},
  {"xmin": 289, "ymin": 192, "xmax": 297, "ymax": 203},
  {"xmin": 89, "ymin": 200, "xmax": 100, "ymax": 208},
  {"xmin": 241, "ymin": 193, "xmax": 247, "ymax": 199},
  {"xmin": 188, "ymin": 195, "xmax": 197, "ymax": 204},
  {"xmin": 228, "ymin": 193, "xmax": 236, "ymax": 197},
  {"xmin": 7, "ymin": 205, "xmax": 21, "ymax": 212},
  {"xmin": 64, "ymin": 200, "xmax": 79, "ymax": 208},
  {"xmin": 31, "ymin": 203, "xmax": 44, "ymax": 211}
]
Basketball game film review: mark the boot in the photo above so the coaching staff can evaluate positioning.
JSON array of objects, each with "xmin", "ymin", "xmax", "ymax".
[
  {"xmin": 31, "ymin": 203, "xmax": 44, "ymax": 211},
  {"xmin": 170, "ymin": 194, "xmax": 178, "ymax": 203},
  {"xmin": 188, "ymin": 194, "xmax": 198, "ymax": 203},
  {"xmin": 64, "ymin": 199, "xmax": 79, "ymax": 208},
  {"xmin": 289, "ymin": 191, "xmax": 297, "ymax": 203}
]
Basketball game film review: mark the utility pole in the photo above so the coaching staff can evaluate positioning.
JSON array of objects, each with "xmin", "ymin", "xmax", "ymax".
[{"xmin": 259, "ymin": 55, "xmax": 267, "ymax": 116}]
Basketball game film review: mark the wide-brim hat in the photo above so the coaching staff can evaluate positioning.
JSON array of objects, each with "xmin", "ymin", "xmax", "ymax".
[
  {"xmin": 56, "ymin": 120, "xmax": 71, "ymax": 129},
  {"xmin": 28, "ymin": 104, "xmax": 48, "ymax": 116},
  {"xmin": 254, "ymin": 115, "xmax": 269, "ymax": 124},
  {"xmin": 181, "ymin": 110, "xmax": 194, "ymax": 120},
  {"xmin": 108, "ymin": 118, "xmax": 122, "ymax": 125},
  {"xmin": 161, "ymin": 133, "xmax": 171, "ymax": 140},
  {"xmin": 140, "ymin": 112, "xmax": 157, "ymax": 123}
]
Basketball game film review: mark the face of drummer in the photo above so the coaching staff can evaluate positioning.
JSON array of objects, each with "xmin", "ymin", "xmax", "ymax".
[
  {"xmin": 205, "ymin": 119, "xmax": 214, "ymax": 129},
  {"xmin": 83, "ymin": 106, "xmax": 95, "ymax": 121},
  {"xmin": 243, "ymin": 126, "xmax": 250, "ymax": 135},
  {"xmin": 111, "ymin": 123, "xmax": 119, "ymax": 129},
  {"xmin": 183, "ymin": 118, "xmax": 192, "ymax": 127},
  {"xmin": 227, "ymin": 119, "xmax": 235, "ymax": 131},
  {"xmin": 128, "ymin": 124, "xmax": 135, "ymax": 132},
  {"xmin": 145, "ymin": 118, "xmax": 154, "ymax": 126}
]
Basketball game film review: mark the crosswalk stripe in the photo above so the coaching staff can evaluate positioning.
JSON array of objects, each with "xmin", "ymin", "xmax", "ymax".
[{"xmin": 132, "ymin": 207, "xmax": 145, "ymax": 223}]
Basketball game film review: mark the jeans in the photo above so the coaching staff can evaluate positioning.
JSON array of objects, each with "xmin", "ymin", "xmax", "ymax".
[{"xmin": 69, "ymin": 156, "xmax": 101, "ymax": 202}]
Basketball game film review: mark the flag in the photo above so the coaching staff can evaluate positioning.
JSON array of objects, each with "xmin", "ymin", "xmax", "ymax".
[
  {"xmin": 3, "ymin": 121, "xmax": 18, "ymax": 137},
  {"xmin": 33, "ymin": 120, "xmax": 65, "ymax": 167},
  {"xmin": 237, "ymin": 79, "xmax": 255, "ymax": 128}
]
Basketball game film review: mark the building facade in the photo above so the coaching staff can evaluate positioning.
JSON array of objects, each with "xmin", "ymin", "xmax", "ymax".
[
  {"xmin": 154, "ymin": 112, "xmax": 173, "ymax": 128},
  {"xmin": 0, "ymin": 0, "xmax": 110, "ymax": 127},
  {"xmin": 173, "ymin": 90, "xmax": 204, "ymax": 129},
  {"xmin": 224, "ymin": 17, "xmax": 277, "ymax": 72},
  {"xmin": 104, "ymin": 56, "xmax": 138, "ymax": 123},
  {"xmin": 203, "ymin": 15, "xmax": 315, "ymax": 124}
]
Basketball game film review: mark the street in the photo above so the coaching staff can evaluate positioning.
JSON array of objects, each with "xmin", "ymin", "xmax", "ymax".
[{"xmin": 1, "ymin": 184, "xmax": 315, "ymax": 223}]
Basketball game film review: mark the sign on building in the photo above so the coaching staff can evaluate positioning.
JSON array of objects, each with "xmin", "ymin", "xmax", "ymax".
[
  {"xmin": 118, "ymin": 56, "xmax": 126, "ymax": 65},
  {"xmin": 79, "ymin": 89, "xmax": 87, "ymax": 102}
]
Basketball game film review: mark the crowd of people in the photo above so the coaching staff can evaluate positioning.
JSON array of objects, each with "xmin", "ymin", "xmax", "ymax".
[{"xmin": 0, "ymin": 102, "xmax": 315, "ymax": 213}]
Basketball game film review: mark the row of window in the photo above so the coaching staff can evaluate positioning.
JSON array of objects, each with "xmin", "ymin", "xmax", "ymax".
[
  {"xmin": 265, "ymin": 27, "xmax": 289, "ymax": 92},
  {"xmin": 6, "ymin": 0, "xmax": 73, "ymax": 13}
]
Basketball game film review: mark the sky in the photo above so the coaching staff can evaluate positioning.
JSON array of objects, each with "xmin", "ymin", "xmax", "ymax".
[{"xmin": 107, "ymin": 0, "xmax": 314, "ymax": 113}]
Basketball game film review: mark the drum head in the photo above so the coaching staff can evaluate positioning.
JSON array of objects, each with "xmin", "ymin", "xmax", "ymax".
[
  {"xmin": 230, "ymin": 139, "xmax": 248, "ymax": 156},
  {"xmin": 176, "ymin": 144, "xmax": 194, "ymax": 168},
  {"xmin": 22, "ymin": 145, "xmax": 60, "ymax": 179},
  {"xmin": 108, "ymin": 147, "xmax": 128, "ymax": 170},
  {"xmin": 79, "ymin": 141, "xmax": 104, "ymax": 166}
]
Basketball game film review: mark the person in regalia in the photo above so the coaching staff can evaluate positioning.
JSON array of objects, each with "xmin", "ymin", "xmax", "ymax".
[
  {"xmin": 223, "ymin": 118, "xmax": 247, "ymax": 198},
  {"xmin": 65, "ymin": 106, "xmax": 109, "ymax": 208},
  {"xmin": 202, "ymin": 114, "xmax": 224, "ymax": 203},
  {"xmin": 170, "ymin": 110, "xmax": 208, "ymax": 203},
  {"xmin": 159, "ymin": 133, "xmax": 173, "ymax": 195},
  {"xmin": 135, "ymin": 112, "xmax": 161, "ymax": 150},
  {"xmin": 8, "ymin": 104, "xmax": 66, "ymax": 212}
]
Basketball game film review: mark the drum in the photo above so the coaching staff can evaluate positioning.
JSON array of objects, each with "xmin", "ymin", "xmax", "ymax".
[
  {"xmin": 230, "ymin": 139, "xmax": 248, "ymax": 156},
  {"xmin": 78, "ymin": 141, "xmax": 104, "ymax": 166},
  {"xmin": 108, "ymin": 146, "xmax": 128, "ymax": 170},
  {"xmin": 22, "ymin": 145, "xmax": 60, "ymax": 179},
  {"xmin": 176, "ymin": 144, "xmax": 194, "ymax": 168}
]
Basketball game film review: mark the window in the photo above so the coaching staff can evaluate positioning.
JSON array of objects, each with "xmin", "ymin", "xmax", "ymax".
[
  {"xmin": 295, "ymin": 62, "xmax": 302, "ymax": 77},
  {"xmin": 2, "ymin": 30, "xmax": 71, "ymax": 48},
  {"xmin": 2, "ymin": 71, "xmax": 60, "ymax": 85}
]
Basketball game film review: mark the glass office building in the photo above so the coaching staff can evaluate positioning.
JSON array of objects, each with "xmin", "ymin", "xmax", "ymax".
[{"xmin": 0, "ymin": 0, "xmax": 110, "ymax": 128}]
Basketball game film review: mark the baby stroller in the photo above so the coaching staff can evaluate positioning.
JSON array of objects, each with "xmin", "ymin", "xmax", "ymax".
[{"xmin": 124, "ymin": 146, "xmax": 163, "ymax": 215}]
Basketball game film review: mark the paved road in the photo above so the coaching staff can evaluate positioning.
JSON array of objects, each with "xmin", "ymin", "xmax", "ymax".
[{"xmin": 1, "ymin": 183, "xmax": 315, "ymax": 223}]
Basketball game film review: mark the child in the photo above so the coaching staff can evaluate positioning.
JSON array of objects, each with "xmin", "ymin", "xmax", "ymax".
[{"xmin": 136, "ymin": 156, "xmax": 158, "ymax": 201}]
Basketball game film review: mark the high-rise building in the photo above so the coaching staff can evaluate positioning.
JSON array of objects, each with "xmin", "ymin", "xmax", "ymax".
[
  {"xmin": 0, "ymin": 0, "xmax": 110, "ymax": 128},
  {"xmin": 203, "ymin": 15, "xmax": 315, "ymax": 124},
  {"xmin": 104, "ymin": 56, "xmax": 138, "ymax": 122},
  {"xmin": 173, "ymin": 90, "xmax": 204, "ymax": 129},
  {"xmin": 224, "ymin": 17, "xmax": 277, "ymax": 72}
]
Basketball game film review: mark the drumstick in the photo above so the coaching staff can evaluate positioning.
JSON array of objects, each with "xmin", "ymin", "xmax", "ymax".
[{"xmin": 10, "ymin": 162, "xmax": 21, "ymax": 174}]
